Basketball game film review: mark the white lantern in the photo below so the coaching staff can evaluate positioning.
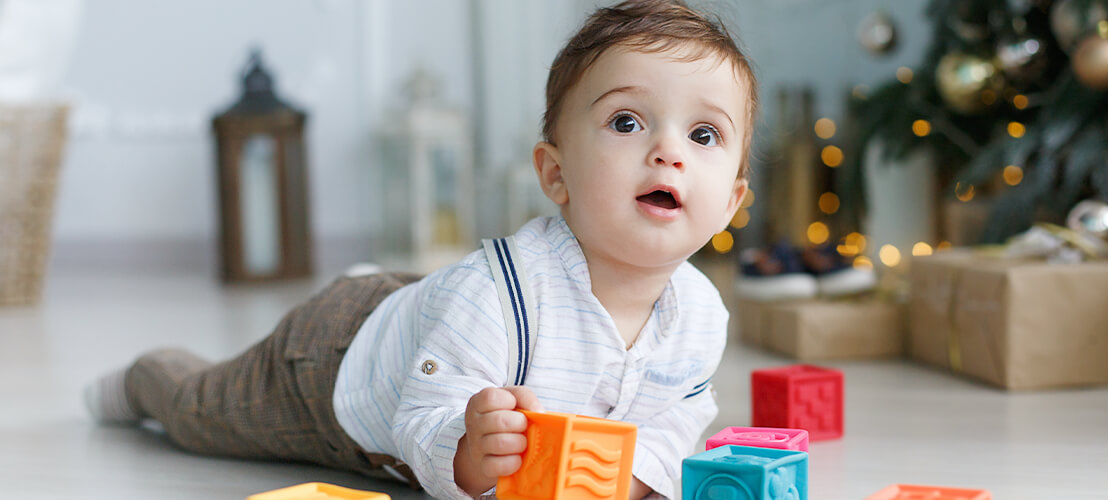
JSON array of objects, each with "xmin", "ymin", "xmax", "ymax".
[{"xmin": 378, "ymin": 69, "xmax": 475, "ymax": 271}]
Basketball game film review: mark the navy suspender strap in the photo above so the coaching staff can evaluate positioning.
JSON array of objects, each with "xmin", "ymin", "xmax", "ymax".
[{"xmin": 482, "ymin": 236, "xmax": 537, "ymax": 386}]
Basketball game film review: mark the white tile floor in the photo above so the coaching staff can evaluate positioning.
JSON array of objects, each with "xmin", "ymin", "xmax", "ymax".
[{"xmin": 2, "ymin": 259, "xmax": 1106, "ymax": 499}]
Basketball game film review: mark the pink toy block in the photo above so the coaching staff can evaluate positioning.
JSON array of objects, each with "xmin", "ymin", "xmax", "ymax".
[
  {"xmin": 751, "ymin": 364, "xmax": 843, "ymax": 441},
  {"xmin": 705, "ymin": 426, "xmax": 809, "ymax": 452},
  {"xmin": 866, "ymin": 484, "xmax": 992, "ymax": 500}
]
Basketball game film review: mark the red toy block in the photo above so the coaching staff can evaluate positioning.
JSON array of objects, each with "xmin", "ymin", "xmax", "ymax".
[
  {"xmin": 497, "ymin": 410, "xmax": 637, "ymax": 500},
  {"xmin": 866, "ymin": 484, "xmax": 992, "ymax": 500},
  {"xmin": 705, "ymin": 426, "xmax": 809, "ymax": 452},
  {"xmin": 751, "ymin": 364, "xmax": 843, "ymax": 441}
]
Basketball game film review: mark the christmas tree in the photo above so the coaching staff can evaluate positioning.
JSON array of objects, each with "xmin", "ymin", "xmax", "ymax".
[{"xmin": 840, "ymin": 0, "xmax": 1108, "ymax": 243}]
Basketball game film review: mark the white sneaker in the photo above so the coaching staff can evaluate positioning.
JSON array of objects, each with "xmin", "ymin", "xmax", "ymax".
[
  {"xmin": 816, "ymin": 267, "xmax": 877, "ymax": 297},
  {"xmin": 343, "ymin": 262, "xmax": 382, "ymax": 277}
]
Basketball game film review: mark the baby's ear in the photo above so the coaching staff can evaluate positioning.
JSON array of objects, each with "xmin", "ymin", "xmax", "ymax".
[
  {"xmin": 533, "ymin": 142, "xmax": 568, "ymax": 205},
  {"xmin": 720, "ymin": 177, "xmax": 749, "ymax": 232}
]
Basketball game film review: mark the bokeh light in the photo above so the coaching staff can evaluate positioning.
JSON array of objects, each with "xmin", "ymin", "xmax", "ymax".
[
  {"xmin": 815, "ymin": 118, "xmax": 837, "ymax": 139},
  {"xmin": 1007, "ymin": 121, "xmax": 1026, "ymax": 138},
  {"xmin": 1013, "ymin": 94, "xmax": 1028, "ymax": 110},
  {"xmin": 879, "ymin": 244, "xmax": 901, "ymax": 267},
  {"xmin": 1003, "ymin": 165, "xmax": 1023, "ymax": 186},
  {"xmin": 912, "ymin": 119, "xmax": 931, "ymax": 137},
  {"xmin": 912, "ymin": 242, "xmax": 933, "ymax": 256},
  {"xmin": 853, "ymin": 256, "xmax": 874, "ymax": 270},
  {"xmin": 821, "ymin": 146, "xmax": 843, "ymax": 168},
  {"xmin": 807, "ymin": 222, "xmax": 830, "ymax": 244},
  {"xmin": 955, "ymin": 182, "xmax": 975, "ymax": 202},
  {"xmin": 845, "ymin": 232, "xmax": 867, "ymax": 253},
  {"xmin": 818, "ymin": 192, "xmax": 840, "ymax": 214},
  {"xmin": 896, "ymin": 66, "xmax": 914, "ymax": 84},
  {"xmin": 730, "ymin": 208, "xmax": 751, "ymax": 229},
  {"xmin": 740, "ymin": 190, "xmax": 755, "ymax": 208},
  {"xmin": 711, "ymin": 231, "xmax": 734, "ymax": 253}
]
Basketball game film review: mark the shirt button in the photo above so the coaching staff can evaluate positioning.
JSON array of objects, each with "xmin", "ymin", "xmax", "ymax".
[{"xmin": 421, "ymin": 360, "xmax": 437, "ymax": 375}]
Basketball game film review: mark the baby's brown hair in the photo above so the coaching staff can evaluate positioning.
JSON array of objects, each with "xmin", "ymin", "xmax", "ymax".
[{"xmin": 543, "ymin": 0, "xmax": 759, "ymax": 178}]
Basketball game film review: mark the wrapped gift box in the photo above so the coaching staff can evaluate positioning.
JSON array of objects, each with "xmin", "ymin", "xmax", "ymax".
[
  {"xmin": 734, "ymin": 298, "xmax": 905, "ymax": 361},
  {"xmin": 908, "ymin": 251, "xmax": 1108, "ymax": 390}
]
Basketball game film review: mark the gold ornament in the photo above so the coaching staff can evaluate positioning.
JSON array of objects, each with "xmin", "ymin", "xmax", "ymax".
[
  {"xmin": 936, "ymin": 52, "xmax": 1006, "ymax": 114},
  {"xmin": 995, "ymin": 35, "xmax": 1048, "ymax": 85},
  {"xmin": 858, "ymin": 11, "xmax": 898, "ymax": 55},
  {"xmin": 1051, "ymin": 0, "xmax": 1108, "ymax": 52},
  {"xmin": 1072, "ymin": 32, "xmax": 1108, "ymax": 90}
]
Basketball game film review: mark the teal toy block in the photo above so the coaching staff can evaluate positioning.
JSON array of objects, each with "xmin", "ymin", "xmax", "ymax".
[{"xmin": 682, "ymin": 445, "xmax": 808, "ymax": 500}]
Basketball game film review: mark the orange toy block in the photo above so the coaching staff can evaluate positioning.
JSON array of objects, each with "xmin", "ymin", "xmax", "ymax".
[
  {"xmin": 866, "ymin": 484, "xmax": 992, "ymax": 500},
  {"xmin": 497, "ymin": 410, "xmax": 637, "ymax": 500},
  {"xmin": 246, "ymin": 482, "xmax": 391, "ymax": 500}
]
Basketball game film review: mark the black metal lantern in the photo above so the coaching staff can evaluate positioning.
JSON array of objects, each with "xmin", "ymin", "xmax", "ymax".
[{"xmin": 212, "ymin": 50, "xmax": 312, "ymax": 282}]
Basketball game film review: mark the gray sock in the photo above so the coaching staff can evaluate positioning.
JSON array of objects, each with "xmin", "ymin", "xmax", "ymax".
[{"xmin": 83, "ymin": 367, "xmax": 142, "ymax": 424}]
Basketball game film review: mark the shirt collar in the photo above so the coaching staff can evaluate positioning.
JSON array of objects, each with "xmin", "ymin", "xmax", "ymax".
[{"xmin": 541, "ymin": 215, "xmax": 681, "ymax": 340}]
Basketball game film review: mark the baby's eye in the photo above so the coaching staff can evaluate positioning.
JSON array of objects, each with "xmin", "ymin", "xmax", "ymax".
[
  {"xmin": 689, "ymin": 126, "xmax": 720, "ymax": 146},
  {"xmin": 609, "ymin": 114, "xmax": 642, "ymax": 134}
]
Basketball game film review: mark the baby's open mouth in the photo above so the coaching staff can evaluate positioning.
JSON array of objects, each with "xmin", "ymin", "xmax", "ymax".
[{"xmin": 636, "ymin": 190, "xmax": 680, "ymax": 210}]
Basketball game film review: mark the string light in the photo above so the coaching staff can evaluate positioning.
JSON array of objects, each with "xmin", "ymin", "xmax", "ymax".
[
  {"xmin": 818, "ymin": 192, "xmax": 840, "ymax": 214},
  {"xmin": 912, "ymin": 119, "xmax": 932, "ymax": 137},
  {"xmin": 896, "ymin": 67, "xmax": 914, "ymax": 84},
  {"xmin": 1007, "ymin": 121, "xmax": 1026, "ymax": 138},
  {"xmin": 879, "ymin": 244, "xmax": 901, "ymax": 267},
  {"xmin": 853, "ymin": 256, "xmax": 874, "ymax": 270},
  {"xmin": 711, "ymin": 231, "xmax": 734, "ymax": 253},
  {"xmin": 730, "ymin": 208, "xmax": 751, "ymax": 229},
  {"xmin": 1003, "ymin": 165, "xmax": 1023, "ymax": 186},
  {"xmin": 807, "ymin": 222, "xmax": 830, "ymax": 244},
  {"xmin": 821, "ymin": 146, "xmax": 843, "ymax": 168},
  {"xmin": 1013, "ymin": 94, "xmax": 1029, "ymax": 110},
  {"xmin": 815, "ymin": 118, "xmax": 837, "ymax": 139},
  {"xmin": 955, "ymin": 182, "xmax": 976, "ymax": 202},
  {"xmin": 912, "ymin": 242, "xmax": 933, "ymax": 256}
]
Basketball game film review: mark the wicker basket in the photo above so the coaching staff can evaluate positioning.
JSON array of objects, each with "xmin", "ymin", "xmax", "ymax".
[{"xmin": 0, "ymin": 104, "xmax": 69, "ymax": 306}]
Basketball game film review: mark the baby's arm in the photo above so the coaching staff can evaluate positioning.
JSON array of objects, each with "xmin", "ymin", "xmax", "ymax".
[
  {"xmin": 633, "ymin": 386, "xmax": 719, "ymax": 499},
  {"xmin": 454, "ymin": 386, "xmax": 543, "ymax": 496},
  {"xmin": 389, "ymin": 262, "xmax": 517, "ymax": 499}
]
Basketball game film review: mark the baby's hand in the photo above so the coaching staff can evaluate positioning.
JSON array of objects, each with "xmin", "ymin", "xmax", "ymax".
[{"xmin": 454, "ymin": 386, "xmax": 543, "ymax": 496}]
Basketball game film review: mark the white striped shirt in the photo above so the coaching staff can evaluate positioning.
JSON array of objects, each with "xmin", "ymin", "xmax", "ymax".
[{"xmin": 333, "ymin": 216, "xmax": 728, "ymax": 499}]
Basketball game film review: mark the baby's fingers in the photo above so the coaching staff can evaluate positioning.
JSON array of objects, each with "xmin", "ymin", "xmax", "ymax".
[
  {"xmin": 470, "ymin": 408, "xmax": 528, "ymax": 436},
  {"xmin": 478, "ymin": 453, "xmax": 523, "ymax": 479},
  {"xmin": 503, "ymin": 386, "xmax": 544, "ymax": 412},
  {"xmin": 479, "ymin": 431, "xmax": 527, "ymax": 456}
]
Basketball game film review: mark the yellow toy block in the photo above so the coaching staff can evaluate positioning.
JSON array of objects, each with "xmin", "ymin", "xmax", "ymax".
[
  {"xmin": 498, "ymin": 410, "xmax": 637, "ymax": 500},
  {"xmin": 246, "ymin": 482, "xmax": 390, "ymax": 500}
]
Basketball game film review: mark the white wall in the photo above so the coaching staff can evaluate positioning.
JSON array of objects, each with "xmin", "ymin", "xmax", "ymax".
[{"xmin": 45, "ymin": 0, "xmax": 930, "ymax": 264}]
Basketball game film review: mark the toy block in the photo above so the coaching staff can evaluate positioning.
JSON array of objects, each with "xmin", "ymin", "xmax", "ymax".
[
  {"xmin": 497, "ymin": 410, "xmax": 637, "ymax": 500},
  {"xmin": 865, "ymin": 484, "xmax": 992, "ymax": 500},
  {"xmin": 246, "ymin": 482, "xmax": 390, "ymax": 500},
  {"xmin": 682, "ymin": 444, "xmax": 808, "ymax": 500},
  {"xmin": 751, "ymin": 364, "xmax": 843, "ymax": 441},
  {"xmin": 706, "ymin": 426, "xmax": 809, "ymax": 452}
]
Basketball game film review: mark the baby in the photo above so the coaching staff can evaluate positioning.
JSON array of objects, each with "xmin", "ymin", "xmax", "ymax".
[{"xmin": 84, "ymin": 1, "xmax": 758, "ymax": 498}]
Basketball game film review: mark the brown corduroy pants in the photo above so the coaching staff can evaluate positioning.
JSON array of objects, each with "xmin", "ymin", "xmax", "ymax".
[{"xmin": 123, "ymin": 273, "xmax": 423, "ymax": 486}]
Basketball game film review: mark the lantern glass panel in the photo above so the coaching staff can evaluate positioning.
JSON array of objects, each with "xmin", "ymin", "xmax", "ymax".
[
  {"xmin": 239, "ymin": 133, "xmax": 282, "ymax": 275},
  {"xmin": 432, "ymin": 145, "xmax": 460, "ymax": 247}
]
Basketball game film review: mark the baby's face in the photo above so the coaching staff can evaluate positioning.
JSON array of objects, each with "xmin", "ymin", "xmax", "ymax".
[{"xmin": 539, "ymin": 45, "xmax": 749, "ymax": 270}]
